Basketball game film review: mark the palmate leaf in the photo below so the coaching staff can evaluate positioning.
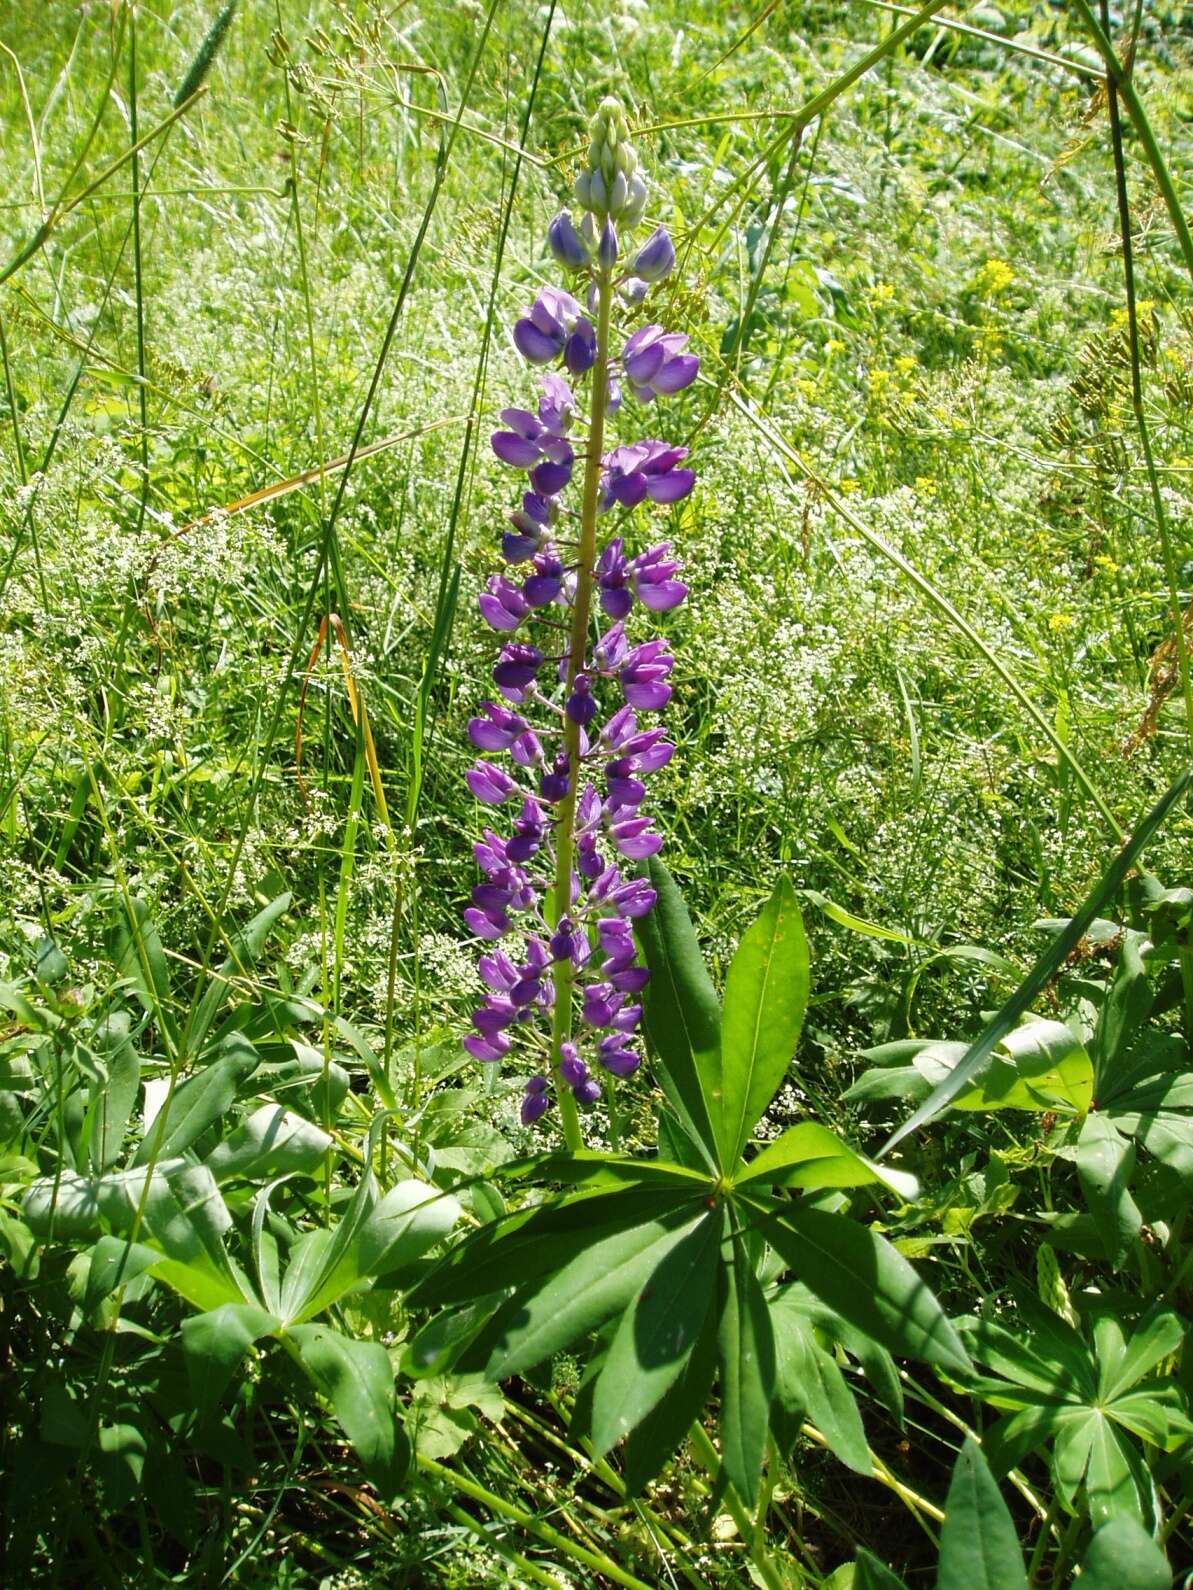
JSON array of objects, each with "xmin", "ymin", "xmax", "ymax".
[
  {"xmin": 882, "ymin": 769, "xmax": 1192, "ymax": 1154},
  {"xmin": 204, "ymin": 1104, "xmax": 332, "ymax": 1185},
  {"xmin": 1076, "ymin": 1115, "xmax": 1141, "ymax": 1266},
  {"xmin": 484, "ymin": 1212, "xmax": 703, "ymax": 1381},
  {"xmin": 289, "ymin": 1324, "xmax": 410, "ymax": 1502},
  {"xmin": 719, "ymin": 877, "xmax": 809, "ymax": 1165},
  {"xmin": 762, "ymin": 1204, "xmax": 969, "ymax": 1374},
  {"xmin": 910, "ymin": 1021, "xmax": 1093, "ymax": 1116},
  {"xmin": 936, "ymin": 1438, "xmax": 1027, "ymax": 1590},
  {"xmin": 1077, "ymin": 1516, "xmax": 1172, "ymax": 1589},
  {"xmin": 182, "ymin": 1301, "xmax": 280, "ymax": 1418},
  {"xmin": 590, "ymin": 1209, "xmax": 721, "ymax": 1457},
  {"xmin": 738, "ymin": 1121, "xmax": 918, "ymax": 1200},
  {"xmin": 715, "ymin": 1224, "xmax": 776, "ymax": 1504},
  {"xmin": 638, "ymin": 858, "xmax": 723, "ymax": 1167}
]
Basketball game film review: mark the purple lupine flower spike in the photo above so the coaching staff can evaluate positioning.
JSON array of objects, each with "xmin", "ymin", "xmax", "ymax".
[{"xmin": 460, "ymin": 96, "xmax": 699, "ymax": 1133}]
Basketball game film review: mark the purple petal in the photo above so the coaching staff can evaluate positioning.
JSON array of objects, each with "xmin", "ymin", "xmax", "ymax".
[
  {"xmin": 513, "ymin": 319, "xmax": 562, "ymax": 364},
  {"xmin": 492, "ymin": 431, "xmax": 543, "ymax": 468},
  {"xmin": 644, "ymin": 468, "xmax": 695, "ymax": 504}
]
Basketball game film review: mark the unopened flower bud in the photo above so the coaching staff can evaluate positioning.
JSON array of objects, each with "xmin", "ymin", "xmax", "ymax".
[
  {"xmin": 547, "ymin": 210, "xmax": 590, "ymax": 270},
  {"xmin": 631, "ymin": 225, "xmax": 675, "ymax": 283}
]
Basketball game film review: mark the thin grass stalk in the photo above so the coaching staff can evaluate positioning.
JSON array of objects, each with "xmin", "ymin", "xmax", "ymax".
[
  {"xmin": 1068, "ymin": 0, "xmax": 1193, "ymax": 285},
  {"xmin": 1097, "ymin": 0, "xmax": 1193, "ymax": 750},
  {"xmin": 127, "ymin": 6, "xmax": 148, "ymax": 537}
]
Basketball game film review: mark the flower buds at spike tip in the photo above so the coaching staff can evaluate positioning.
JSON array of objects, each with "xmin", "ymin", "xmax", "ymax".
[
  {"xmin": 631, "ymin": 225, "xmax": 676, "ymax": 283},
  {"xmin": 547, "ymin": 210, "xmax": 591, "ymax": 270},
  {"xmin": 576, "ymin": 96, "xmax": 648, "ymax": 224}
]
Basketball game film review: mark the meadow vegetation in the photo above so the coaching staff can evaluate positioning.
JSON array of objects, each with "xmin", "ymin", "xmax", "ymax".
[{"xmin": 1, "ymin": 0, "xmax": 1192, "ymax": 1584}]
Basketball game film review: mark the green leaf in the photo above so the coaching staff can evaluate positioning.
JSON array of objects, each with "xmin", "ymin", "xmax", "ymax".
[
  {"xmin": 185, "ymin": 893, "xmax": 291, "ymax": 1058},
  {"xmin": 770, "ymin": 1297, "xmax": 871, "ymax": 1475},
  {"xmin": 412, "ymin": 1186, "xmax": 699, "ymax": 1310},
  {"xmin": 1082, "ymin": 1412, "xmax": 1151, "ymax": 1526},
  {"xmin": 89, "ymin": 1012, "xmax": 140, "ymax": 1172},
  {"xmin": 133, "ymin": 1036, "xmax": 260, "ymax": 1165},
  {"xmin": 288, "ymin": 1324, "xmax": 409, "ymax": 1500},
  {"xmin": 620, "ymin": 1309, "xmax": 719, "ymax": 1495},
  {"xmin": 739, "ymin": 1122, "xmax": 918, "ymax": 1200},
  {"xmin": 1077, "ymin": 1515, "xmax": 1171, "ymax": 1590},
  {"xmin": 1100, "ymin": 1308, "xmax": 1184, "ymax": 1401},
  {"xmin": 936, "ymin": 1438, "xmax": 1027, "ymax": 1590},
  {"xmin": 715, "ymin": 1226, "xmax": 776, "ymax": 1504},
  {"xmin": 956, "ymin": 1313, "xmax": 1093, "ymax": 1402},
  {"xmin": 24, "ymin": 1160, "xmax": 243, "ymax": 1310},
  {"xmin": 763, "ymin": 1206, "xmax": 969, "ymax": 1374},
  {"xmin": 720, "ymin": 878, "xmax": 809, "ymax": 1165},
  {"xmin": 204, "ymin": 1105, "xmax": 331, "ymax": 1185},
  {"xmin": 590, "ymin": 1210, "xmax": 721, "ymax": 1457},
  {"xmin": 287, "ymin": 1180, "xmax": 460, "ymax": 1324},
  {"xmin": 1076, "ymin": 1115, "xmax": 1141, "ymax": 1266},
  {"xmin": 883, "ymin": 770, "xmax": 1191, "ymax": 1154},
  {"xmin": 81, "ymin": 1235, "xmax": 160, "ymax": 1314},
  {"xmin": 912, "ymin": 1022, "xmax": 1093, "ymax": 1116},
  {"xmin": 108, "ymin": 897, "xmax": 176, "ymax": 1044},
  {"xmin": 854, "ymin": 1550, "xmax": 910, "ymax": 1589},
  {"xmin": 1093, "ymin": 933, "xmax": 1153, "ymax": 1091},
  {"xmin": 182, "ymin": 1302, "xmax": 279, "ymax": 1417},
  {"xmin": 485, "ymin": 1213, "xmax": 699, "ymax": 1381},
  {"xmin": 638, "ymin": 858, "xmax": 723, "ymax": 1167}
]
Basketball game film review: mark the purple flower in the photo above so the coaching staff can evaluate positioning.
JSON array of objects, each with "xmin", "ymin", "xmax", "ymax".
[
  {"xmin": 602, "ymin": 440, "xmax": 696, "ymax": 509},
  {"xmin": 505, "ymin": 492, "xmax": 556, "ymax": 563},
  {"xmin": 558, "ymin": 1041, "xmax": 588, "ymax": 1087},
  {"xmin": 466, "ymin": 762, "xmax": 518, "ymax": 804},
  {"xmin": 521, "ymin": 1074, "xmax": 552, "ymax": 1124},
  {"xmin": 566, "ymin": 674, "xmax": 598, "ymax": 726},
  {"xmin": 547, "ymin": 210, "xmax": 591, "ymax": 270},
  {"xmin": 631, "ymin": 225, "xmax": 676, "ymax": 283},
  {"xmin": 598, "ymin": 218, "xmax": 618, "ymax": 269},
  {"xmin": 493, "ymin": 642, "xmax": 544, "ymax": 697},
  {"xmin": 513, "ymin": 288, "xmax": 597, "ymax": 374},
  {"xmin": 468, "ymin": 700, "xmax": 527, "ymax": 751},
  {"xmin": 629, "ymin": 543, "xmax": 688, "ymax": 610},
  {"xmin": 620, "ymin": 639, "xmax": 674, "ymax": 710},
  {"xmin": 598, "ymin": 1034, "xmax": 641, "ymax": 1076},
  {"xmin": 478, "ymin": 575, "xmax": 532, "ymax": 632},
  {"xmin": 465, "ymin": 1031, "xmax": 511, "ymax": 1061},
  {"xmin": 609, "ymin": 814, "xmax": 663, "ymax": 859},
  {"xmin": 523, "ymin": 552, "xmax": 564, "ymax": 607},
  {"xmin": 621, "ymin": 325, "xmax": 699, "ymax": 401}
]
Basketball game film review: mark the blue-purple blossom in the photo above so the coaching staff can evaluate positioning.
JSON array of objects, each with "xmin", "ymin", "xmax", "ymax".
[
  {"xmin": 621, "ymin": 325, "xmax": 699, "ymax": 402},
  {"xmin": 459, "ymin": 98, "xmax": 698, "ymax": 1133},
  {"xmin": 631, "ymin": 225, "xmax": 676, "ymax": 283}
]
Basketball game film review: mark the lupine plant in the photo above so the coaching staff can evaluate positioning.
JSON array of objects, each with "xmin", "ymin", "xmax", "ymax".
[{"xmin": 463, "ymin": 97, "xmax": 697, "ymax": 1147}]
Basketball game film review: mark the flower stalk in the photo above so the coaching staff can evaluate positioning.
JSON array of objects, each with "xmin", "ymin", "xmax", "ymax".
[
  {"xmin": 461, "ymin": 96, "xmax": 698, "ymax": 1147},
  {"xmin": 548, "ymin": 262, "xmax": 613, "ymax": 1146}
]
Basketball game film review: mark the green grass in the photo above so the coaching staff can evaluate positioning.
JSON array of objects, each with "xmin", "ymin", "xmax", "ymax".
[{"xmin": 1, "ymin": 0, "xmax": 1192, "ymax": 1584}]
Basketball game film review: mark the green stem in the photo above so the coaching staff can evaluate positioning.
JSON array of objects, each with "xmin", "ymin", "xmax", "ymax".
[
  {"xmin": 416, "ymin": 1455, "xmax": 655, "ymax": 1590},
  {"xmin": 1096, "ymin": 0, "xmax": 1193, "ymax": 752},
  {"xmin": 687, "ymin": 1421, "xmax": 789, "ymax": 1590},
  {"xmin": 548, "ymin": 262, "xmax": 614, "ymax": 1152},
  {"xmin": 1069, "ymin": 0, "xmax": 1193, "ymax": 286}
]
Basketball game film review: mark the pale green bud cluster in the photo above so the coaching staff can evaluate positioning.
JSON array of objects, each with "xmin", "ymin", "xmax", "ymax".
[{"xmin": 573, "ymin": 95, "xmax": 648, "ymax": 227}]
